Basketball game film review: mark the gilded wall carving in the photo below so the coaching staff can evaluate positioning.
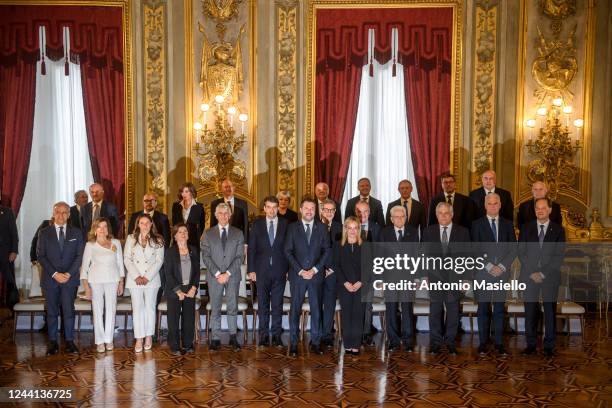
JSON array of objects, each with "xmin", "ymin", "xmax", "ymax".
[
  {"xmin": 143, "ymin": 0, "xmax": 167, "ymax": 210},
  {"xmin": 471, "ymin": 0, "xmax": 497, "ymax": 188},
  {"xmin": 276, "ymin": 0, "xmax": 298, "ymax": 198}
]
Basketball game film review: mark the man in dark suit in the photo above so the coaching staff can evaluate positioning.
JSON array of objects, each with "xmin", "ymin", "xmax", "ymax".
[
  {"xmin": 248, "ymin": 196, "xmax": 289, "ymax": 348},
  {"xmin": 469, "ymin": 170, "xmax": 514, "ymax": 222},
  {"xmin": 82, "ymin": 183, "xmax": 120, "ymax": 237},
  {"xmin": 68, "ymin": 190, "xmax": 88, "ymax": 233},
  {"xmin": 284, "ymin": 197, "xmax": 331, "ymax": 356},
  {"xmin": 385, "ymin": 180, "xmax": 426, "ymax": 234},
  {"xmin": 318, "ymin": 199, "xmax": 343, "ymax": 347},
  {"xmin": 381, "ymin": 205, "xmax": 419, "ymax": 352},
  {"xmin": 517, "ymin": 181, "xmax": 562, "ymax": 230},
  {"xmin": 0, "ymin": 200, "xmax": 19, "ymax": 313},
  {"xmin": 428, "ymin": 172, "xmax": 475, "ymax": 229},
  {"xmin": 422, "ymin": 202, "xmax": 471, "ymax": 355},
  {"xmin": 127, "ymin": 192, "xmax": 171, "ymax": 245},
  {"xmin": 344, "ymin": 178, "xmax": 385, "ymax": 227},
  {"xmin": 315, "ymin": 182, "xmax": 342, "ymax": 224},
  {"xmin": 210, "ymin": 178, "xmax": 249, "ymax": 240},
  {"xmin": 37, "ymin": 202, "xmax": 84, "ymax": 355},
  {"xmin": 355, "ymin": 200, "xmax": 381, "ymax": 345},
  {"xmin": 518, "ymin": 197, "xmax": 566, "ymax": 357},
  {"xmin": 470, "ymin": 193, "xmax": 517, "ymax": 355}
]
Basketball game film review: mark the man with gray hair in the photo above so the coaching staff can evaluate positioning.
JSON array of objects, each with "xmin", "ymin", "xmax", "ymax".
[
  {"xmin": 201, "ymin": 202, "xmax": 245, "ymax": 351},
  {"xmin": 69, "ymin": 189, "xmax": 89, "ymax": 233},
  {"xmin": 37, "ymin": 201, "xmax": 84, "ymax": 355},
  {"xmin": 421, "ymin": 201, "xmax": 470, "ymax": 355},
  {"xmin": 82, "ymin": 183, "xmax": 119, "ymax": 237},
  {"xmin": 385, "ymin": 180, "xmax": 426, "ymax": 233}
]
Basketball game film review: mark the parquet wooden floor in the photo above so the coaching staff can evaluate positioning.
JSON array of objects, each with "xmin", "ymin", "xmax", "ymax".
[{"xmin": 0, "ymin": 314, "xmax": 610, "ymax": 407}]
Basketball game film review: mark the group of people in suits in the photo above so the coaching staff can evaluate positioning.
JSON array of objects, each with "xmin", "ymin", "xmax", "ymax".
[{"xmin": 8, "ymin": 169, "xmax": 567, "ymax": 359}]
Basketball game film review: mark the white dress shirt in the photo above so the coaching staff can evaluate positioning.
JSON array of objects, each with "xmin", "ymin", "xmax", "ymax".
[
  {"xmin": 80, "ymin": 239, "xmax": 125, "ymax": 283},
  {"xmin": 181, "ymin": 199, "xmax": 196, "ymax": 223}
]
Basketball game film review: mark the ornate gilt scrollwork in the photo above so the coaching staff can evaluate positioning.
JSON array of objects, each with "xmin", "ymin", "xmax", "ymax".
[
  {"xmin": 202, "ymin": 0, "xmax": 242, "ymax": 23},
  {"xmin": 276, "ymin": 0, "xmax": 298, "ymax": 198},
  {"xmin": 471, "ymin": 0, "xmax": 497, "ymax": 188},
  {"xmin": 143, "ymin": 0, "xmax": 167, "ymax": 210}
]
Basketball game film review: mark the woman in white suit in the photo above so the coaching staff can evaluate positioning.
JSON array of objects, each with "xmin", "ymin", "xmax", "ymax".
[
  {"xmin": 81, "ymin": 217, "xmax": 125, "ymax": 353},
  {"xmin": 124, "ymin": 214, "xmax": 165, "ymax": 352}
]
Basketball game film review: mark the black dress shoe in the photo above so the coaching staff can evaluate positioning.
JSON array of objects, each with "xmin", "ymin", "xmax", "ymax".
[
  {"xmin": 271, "ymin": 335, "xmax": 284, "ymax": 348},
  {"xmin": 309, "ymin": 343, "xmax": 323, "ymax": 355},
  {"xmin": 478, "ymin": 344, "xmax": 488, "ymax": 355},
  {"xmin": 209, "ymin": 340, "xmax": 221, "ymax": 351},
  {"xmin": 402, "ymin": 342, "xmax": 413, "ymax": 352},
  {"xmin": 38, "ymin": 324, "xmax": 48, "ymax": 333},
  {"xmin": 322, "ymin": 338, "xmax": 334, "ymax": 348},
  {"xmin": 64, "ymin": 341, "xmax": 79, "ymax": 354},
  {"xmin": 289, "ymin": 345, "xmax": 298, "ymax": 357},
  {"xmin": 370, "ymin": 325, "xmax": 378, "ymax": 334},
  {"xmin": 448, "ymin": 346, "xmax": 459, "ymax": 355},
  {"xmin": 46, "ymin": 341, "xmax": 59, "ymax": 356},
  {"xmin": 430, "ymin": 345, "xmax": 440, "ymax": 355},
  {"xmin": 362, "ymin": 335, "xmax": 375, "ymax": 346},
  {"xmin": 229, "ymin": 335, "xmax": 241, "ymax": 351},
  {"xmin": 522, "ymin": 346, "xmax": 537, "ymax": 356},
  {"xmin": 170, "ymin": 349, "xmax": 183, "ymax": 356},
  {"xmin": 496, "ymin": 345, "xmax": 508, "ymax": 356},
  {"xmin": 543, "ymin": 348, "xmax": 555, "ymax": 357},
  {"xmin": 259, "ymin": 334, "xmax": 270, "ymax": 347},
  {"xmin": 184, "ymin": 346, "xmax": 195, "ymax": 354},
  {"xmin": 387, "ymin": 342, "xmax": 400, "ymax": 352}
]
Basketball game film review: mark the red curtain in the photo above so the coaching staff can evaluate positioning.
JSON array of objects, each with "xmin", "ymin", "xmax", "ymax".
[
  {"xmin": 0, "ymin": 61, "xmax": 36, "ymax": 213},
  {"xmin": 314, "ymin": 8, "xmax": 453, "ymax": 207},
  {"xmin": 0, "ymin": 5, "xmax": 125, "ymax": 218}
]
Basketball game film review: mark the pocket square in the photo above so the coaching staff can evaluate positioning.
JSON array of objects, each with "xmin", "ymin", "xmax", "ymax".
[{"xmin": 69, "ymin": 238, "xmax": 77, "ymax": 241}]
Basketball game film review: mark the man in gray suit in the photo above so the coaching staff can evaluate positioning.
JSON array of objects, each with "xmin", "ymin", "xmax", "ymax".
[{"xmin": 201, "ymin": 202, "xmax": 245, "ymax": 351}]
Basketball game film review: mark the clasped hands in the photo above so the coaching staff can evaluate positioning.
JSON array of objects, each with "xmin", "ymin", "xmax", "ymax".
[
  {"xmin": 529, "ymin": 272, "xmax": 544, "ymax": 283},
  {"xmin": 488, "ymin": 265, "xmax": 504, "ymax": 277},
  {"xmin": 299, "ymin": 269, "xmax": 316, "ymax": 280},
  {"xmin": 53, "ymin": 271, "xmax": 71, "ymax": 284},
  {"xmin": 216, "ymin": 271, "xmax": 231, "ymax": 285},
  {"xmin": 177, "ymin": 285, "xmax": 197, "ymax": 301},
  {"xmin": 134, "ymin": 276, "xmax": 150, "ymax": 286},
  {"xmin": 344, "ymin": 281, "xmax": 362, "ymax": 292}
]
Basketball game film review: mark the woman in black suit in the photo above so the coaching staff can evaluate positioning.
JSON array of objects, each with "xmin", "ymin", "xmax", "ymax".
[
  {"xmin": 334, "ymin": 216, "xmax": 364, "ymax": 356},
  {"xmin": 164, "ymin": 223, "xmax": 200, "ymax": 355},
  {"xmin": 171, "ymin": 182, "xmax": 206, "ymax": 249},
  {"xmin": 276, "ymin": 190, "xmax": 298, "ymax": 223}
]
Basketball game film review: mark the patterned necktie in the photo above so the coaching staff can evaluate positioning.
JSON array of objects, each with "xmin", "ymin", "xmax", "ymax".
[
  {"xmin": 226, "ymin": 201, "xmax": 233, "ymax": 214},
  {"xmin": 58, "ymin": 226, "xmax": 65, "ymax": 252},
  {"xmin": 93, "ymin": 204, "xmax": 100, "ymax": 222},
  {"xmin": 538, "ymin": 224, "xmax": 545, "ymax": 248},
  {"xmin": 491, "ymin": 218, "xmax": 497, "ymax": 242},
  {"xmin": 305, "ymin": 223, "xmax": 311, "ymax": 244},
  {"xmin": 268, "ymin": 220, "xmax": 275, "ymax": 246},
  {"xmin": 221, "ymin": 227, "xmax": 227, "ymax": 250},
  {"xmin": 446, "ymin": 194, "xmax": 453, "ymax": 205}
]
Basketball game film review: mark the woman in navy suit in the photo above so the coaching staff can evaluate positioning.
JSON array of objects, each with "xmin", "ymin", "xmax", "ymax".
[{"xmin": 171, "ymin": 182, "xmax": 205, "ymax": 250}]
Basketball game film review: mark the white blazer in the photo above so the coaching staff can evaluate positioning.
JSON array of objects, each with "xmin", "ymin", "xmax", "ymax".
[
  {"xmin": 80, "ymin": 239, "xmax": 125, "ymax": 284},
  {"xmin": 123, "ymin": 235, "xmax": 164, "ymax": 289}
]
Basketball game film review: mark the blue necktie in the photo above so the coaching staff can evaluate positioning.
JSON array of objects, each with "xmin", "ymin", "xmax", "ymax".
[
  {"xmin": 491, "ymin": 218, "xmax": 497, "ymax": 242},
  {"xmin": 305, "ymin": 223, "xmax": 311, "ymax": 244},
  {"xmin": 268, "ymin": 220, "xmax": 275, "ymax": 246},
  {"xmin": 221, "ymin": 227, "xmax": 227, "ymax": 250},
  {"xmin": 58, "ymin": 226, "xmax": 65, "ymax": 253}
]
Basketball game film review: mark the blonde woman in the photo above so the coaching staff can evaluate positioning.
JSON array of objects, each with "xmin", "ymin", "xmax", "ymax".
[
  {"xmin": 333, "ymin": 216, "xmax": 364, "ymax": 356},
  {"xmin": 124, "ymin": 214, "xmax": 165, "ymax": 353},
  {"xmin": 81, "ymin": 218, "xmax": 125, "ymax": 352}
]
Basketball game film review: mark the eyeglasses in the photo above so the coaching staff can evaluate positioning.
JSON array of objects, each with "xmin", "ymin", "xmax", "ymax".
[
  {"xmin": 143, "ymin": 199, "xmax": 156, "ymax": 203},
  {"xmin": 322, "ymin": 208, "xmax": 336, "ymax": 212}
]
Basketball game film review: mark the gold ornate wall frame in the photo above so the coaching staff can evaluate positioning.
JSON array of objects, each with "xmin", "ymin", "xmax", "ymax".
[
  {"xmin": 514, "ymin": 0, "xmax": 595, "ymax": 208},
  {"xmin": 184, "ymin": 0, "xmax": 258, "ymax": 206},
  {"xmin": 143, "ymin": 0, "xmax": 167, "ymax": 212},
  {"xmin": 305, "ymin": 0, "xmax": 464, "ymax": 196},
  {"xmin": 470, "ymin": 0, "xmax": 497, "ymax": 189},
  {"xmin": 0, "ymin": 0, "xmax": 137, "ymax": 219}
]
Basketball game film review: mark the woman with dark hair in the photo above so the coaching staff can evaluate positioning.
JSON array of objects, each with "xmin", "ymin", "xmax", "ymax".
[
  {"xmin": 334, "ymin": 216, "xmax": 365, "ymax": 356},
  {"xmin": 171, "ymin": 182, "xmax": 206, "ymax": 249},
  {"xmin": 80, "ymin": 217, "xmax": 125, "ymax": 353},
  {"xmin": 124, "ymin": 214, "xmax": 165, "ymax": 352},
  {"xmin": 164, "ymin": 223, "xmax": 200, "ymax": 355}
]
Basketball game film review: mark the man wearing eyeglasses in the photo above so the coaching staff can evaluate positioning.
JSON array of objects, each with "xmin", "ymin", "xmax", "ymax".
[
  {"xmin": 315, "ymin": 182, "xmax": 342, "ymax": 224},
  {"xmin": 128, "ymin": 192, "xmax": 171, "ymax": 246}
]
